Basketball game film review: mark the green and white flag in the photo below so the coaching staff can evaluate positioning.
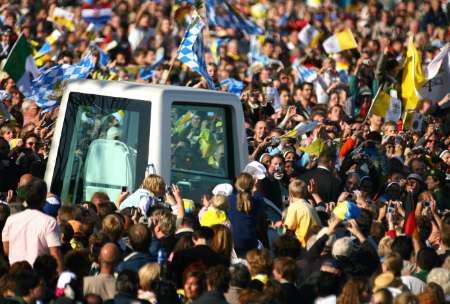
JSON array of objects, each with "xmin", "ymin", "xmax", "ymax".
[{"xmin": 2, "ymin": 34, "xmax": 40, "ymax": 96}]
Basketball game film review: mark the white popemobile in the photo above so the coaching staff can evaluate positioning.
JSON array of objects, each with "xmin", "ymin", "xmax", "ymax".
[{"xmin": 44, "ymin": 79, "xmax": 283, "ymax": 222}]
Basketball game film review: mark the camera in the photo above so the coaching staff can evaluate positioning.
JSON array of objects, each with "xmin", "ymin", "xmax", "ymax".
[
  {"xmin": 423, "ymin": 201, "xmax": 430, "ymax": 208},
  {"xmin": 271, "ymin": 137, "xmax": 281, "ymax": 146}
]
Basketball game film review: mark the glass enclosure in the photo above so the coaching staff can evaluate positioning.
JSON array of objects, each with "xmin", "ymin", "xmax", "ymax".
[
  {"xmin": 171, "ymin": 102, "xmax": 234, "ymax": 202},
  {"xmin": 51, "ymin": 92, "xmax": 150, "ymax": 204}
]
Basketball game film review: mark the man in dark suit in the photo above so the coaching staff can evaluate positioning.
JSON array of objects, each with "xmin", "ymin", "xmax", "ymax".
[{"xmin": 300, "ymin": 148, "xmax": 342, "ymax": 203}]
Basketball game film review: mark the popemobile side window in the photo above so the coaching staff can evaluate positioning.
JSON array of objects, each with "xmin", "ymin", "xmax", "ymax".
[{"xmin": 170, "ymin": 103, "xmax": 233, "ymax": 202}]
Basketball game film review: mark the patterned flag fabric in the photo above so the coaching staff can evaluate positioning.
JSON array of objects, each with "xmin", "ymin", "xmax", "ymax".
[
  {"xmin": 206, "ymin": 0, "xmax": 263, "ymax": 35},
  {"xmin": 220, "ymin": 78, "xmax": 244, "ymax": 96},
  {"xmin": 177, "ymin": 14, "xmax": 215, "ymax": 89},
  {"xmin": 30, "ymin": 52, "xmax": 95, "ymax": 109}
]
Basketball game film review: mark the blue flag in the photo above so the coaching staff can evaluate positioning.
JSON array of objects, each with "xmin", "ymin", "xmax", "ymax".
[{"xmin": 177, "ymin": 14, "xmax": 215, "ymax": 89}]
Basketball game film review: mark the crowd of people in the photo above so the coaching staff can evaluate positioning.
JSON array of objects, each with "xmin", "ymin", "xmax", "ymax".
[{"xmin": 0, "ymin": 0, "xmax": 450, "ymax": 303}]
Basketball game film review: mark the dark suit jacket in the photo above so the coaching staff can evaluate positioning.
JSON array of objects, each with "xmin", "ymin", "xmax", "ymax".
[
  {"xmin": 193, "ymin": 291, "xmax": 228, "ymax": 304},
  {"xmin": 300, "ymin": 167, "xmax": 342, "ymax": 203}
]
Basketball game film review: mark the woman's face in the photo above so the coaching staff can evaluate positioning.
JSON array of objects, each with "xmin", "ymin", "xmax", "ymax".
[{"xmin": 184, "ymin": 276, "xmax": 201, "ymax": 300}]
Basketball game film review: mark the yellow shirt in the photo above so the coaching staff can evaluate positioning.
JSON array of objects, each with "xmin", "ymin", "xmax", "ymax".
[
  {"xmin": 284, "ymin": 198, "xmax": 322, "ymax": 247},
  {"xmin": 200, "ymin": 208, "xmax": 228, "ymax": 227}
]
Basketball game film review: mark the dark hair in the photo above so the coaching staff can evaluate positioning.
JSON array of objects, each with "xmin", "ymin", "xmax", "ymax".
[
  {"xmin": 192, "ymin": 226, "xmax": 214, "ymax": 242},
  {"xmin": 300, "ymin": 82, "xmax": 313, "ymax": 90},
  {"xmin": 24, "ymin": 178, "xmax": 47, "ymax": 209},
  {"xmin": 128, "ymin": 224, "xmax": 151, "ymax": 252},
  {"xmin": 229, "ymin": 263, "xmax": 251, "ymax": 288},
  {"xmin": 151, "ymin": 280, "xmax": 180, "ymax": 304},
  {"xmin": 272, "ymin": 234, "xmax": 302, "ymax": 259},
  {"xmin": 116, "ymin": 270, "xmax": 139, "ymax": 296},
  {"xmin": 416, "ymin": 247, "xmax": 438, "ymax": 271},
  {"xmin": 33, "ymin": 255, "xmax": 57, "ymax": 284},
  {"xmin": 205, "ymin": 265, "xmax": 230, "ymax": 293},
  {"xmin": 64, "ymin": 250, "xmax": 91, "ymax": 278},
  {"xmin": 391, "ymin": 236, "xmax": 413, "ymax": 261},
  {"xmin": 316, "ymin": 271, "xmax": 341, "ymax": 298},
  {"xmin": 12, "ymin": 270, "xmax": 40, "ymax": 297}
]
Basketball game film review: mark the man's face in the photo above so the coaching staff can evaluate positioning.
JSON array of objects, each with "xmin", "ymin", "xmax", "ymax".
[
  {"xmin": 263, "ymin": 42, "xmax": 274, "ymax": 56},
  {"xmin": 268, "ymin": 157, "xmax": 283, "ymax": 175},
  {"xmin": 279, "ymin": 91, "xmax": 290, "ymax": 106},
  {"xmin": 302, "ymin": 85, "xmax": 313, "ymax": 100},
  {"xmin": 346, "ymin": 175, "xmax": 359, "ymax": 192},
  {"xmin": 370, "ymin": 114, "xmax": 383, "ymax": 131},
  {"xmin": 254, "ymin": 122, "xmax": 268, "ymax": 140},
  {"xmin": 411, "ymin": 160, "xmax": 427, "ymax": 177},
  {"xmin": 442, "ymin": 153, "xmax": 450, "ymax": 166},
  {"xmin": 425, "ymin": 176, "xmax": 439, "ymax": 191}
]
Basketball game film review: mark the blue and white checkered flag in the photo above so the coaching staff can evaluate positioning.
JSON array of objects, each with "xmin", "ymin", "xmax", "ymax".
[
  {"xmin": 220, "ymin": 78, "xmax": 244, "ymax": 97},
  {"xmin": 30, "ymin": 53, "xmax": 95, "ymax": 109},
  {"xmin": 177, "ymin": 14, "xmax": 215, "ymax": 89},
  {"xmin": 206, "ymin": 0, "xmax": 263, "ymax": 35},
  {"xmin": 139, "ymin": 48, "xmax": 165, "ymax": 81}
]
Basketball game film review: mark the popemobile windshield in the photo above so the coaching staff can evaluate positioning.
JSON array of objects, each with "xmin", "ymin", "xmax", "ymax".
[{"xmin": 44, "ymin": 80, "xmax": 248, "ymax": 204}]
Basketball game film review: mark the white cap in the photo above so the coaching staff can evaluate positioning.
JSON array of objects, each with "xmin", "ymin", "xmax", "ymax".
[
  {"xmin": 439, "ymin": 150, "xmax": 449, "ymax": 159},
  {"xmin": 243, "ymin": 161, "xmax": 267, "ymax": 180},
  {"xmin": 212, "ymin": 183, "xmax": 233, "ymax": 196}
]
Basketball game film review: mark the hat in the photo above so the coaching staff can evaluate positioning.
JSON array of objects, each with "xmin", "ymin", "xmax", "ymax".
[
  {"xmin": 43, "ymin": 195, "xmax": 61, "ymax": 217},
  {"xmin": 212, "ymin": 183, "xmax": 233, "ymax": 196},
  {"xmin": 243, "ymin": 161, "xmax": 267, "ymax": 180},
  {"xmin": 439, "ymin": 150, "xmax": 449, "ymax": 159},
  {"xmin": 359, "ymin": 87, "xmax": 372, "ymax": 97},
  {"xmin": 407, "ymin": 173, "xmax": 423, "ymax": 183},
  {"xmin": 332, "ymin": 236, "xmax": 354, "ymax": 258},
  {"xmin": 333, "ymin": 201, "xmax": 361, "ymax": 220}
]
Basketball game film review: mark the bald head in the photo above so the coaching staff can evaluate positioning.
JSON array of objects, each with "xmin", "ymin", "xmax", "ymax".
[
  {"xmin": 99, "ymin": 242, "xmax": 120, "ymax": 271},
  {"xmin": 18, "ymin": 174, "xmax": 33, "ymax": 188}
]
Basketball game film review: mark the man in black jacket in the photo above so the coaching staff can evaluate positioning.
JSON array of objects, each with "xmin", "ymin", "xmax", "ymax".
[{"xmin": 300, "ymin": 148, "xmax": 342, "ymax": 204}]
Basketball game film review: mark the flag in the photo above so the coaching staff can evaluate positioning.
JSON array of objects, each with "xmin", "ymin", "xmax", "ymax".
[
  {"xmin": 280, "ymin": 121, "xmax": 319, "ymax": 139},
  {"xmin": 210, "ymin": 37, "xmax": 229, "ymax": 63},
  {"xmin": 220, "ymin": 78, "xmax": 244, "ymax": 96},
  {"xmin": 51, "ymin": 7, "xmax": 75, "ymax": 32},
  {"xmin": 299, "ymin": 138, "xmax": 325, "ymax": 156},
  {"xmin": 367, "ymin": 89, "xmax": 402, "ymax": 122},
  {"xmin": 298, "ymin": 24, "xmax": 321, "ymax": 48},
  {"xmin": 206, "ymin": 0, "xmax": 263, "ymax": 35},
  {"xmin": 419, "ymin": 44, "xmax": 450, "ymax": 103},
  {"xmin": 30, "ymin": 52, "xmax": 95, "ymax": 109},
  {"xmin": 307, "ymin": 0, "xmax": 322, "ymax": 8},
  {"xmin": 81, "ymin": 2, "xmax": 112, "ymax": 26},
  {"xmin": 322, "ymin": 28, "xmax": 357, "ymax": 54},
  {"xmin": 177, "ymin": 13, "xmax": 215, "ymax": 89},
  {"xmin": 2, "ymin": 34, "xmax": 40, "ymax": 96},
  {"xmin": 34, "ymin": 29, "xmax": 63, "ymax": 59},
  {"xmin": 401, "ymin": 37, "xmax": 426, "ymax": 111},
  {"xmin": 293, "ymin": 63, "xmax": 317, "ymax": 83}
]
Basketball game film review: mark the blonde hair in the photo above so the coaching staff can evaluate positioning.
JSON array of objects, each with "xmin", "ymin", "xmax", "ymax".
[
  {"xmin": 235, "ymin": 173, "xmax": 254, "ymax": 213},
  {"xmin": 142, "ymin": 174, "xmax": 166, "ymax": 196},
  {"xmin": 210, "ymin": 194, "xmax": 229, "ymax": 211},
  {"xmin": 210, "ymin": 224, "xmax": 233, "ymax": 260},
  {"xmin": 151, "ymin": 208, "xmax": 175, "ymax": 236},
  {"xmin": 288, "ymin": 179, "xmax": 308, "ymax": 199},
  {"xmin": 138, "ymin": 263, "xmax": 161, "ymax": 291},
  {"xmin": 378, "ymin": 236, "xmax": 394, "ymax": 258},
  {"xmin": 102, "ymin": 214, "xmax": 124, "ymax": 241}
]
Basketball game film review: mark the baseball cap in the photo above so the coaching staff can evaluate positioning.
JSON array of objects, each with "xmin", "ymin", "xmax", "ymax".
[
  {"xmin": 43, "ymin": 195, "xmax": 61, "ymax": 217},
  {"xmin": 439, "ymin": 150, "xmax": 449, "ymax": 159},
  {"xmin": 212, "ymin": 183, "xmax": 233, "ymax": 196},
  {"xmin": 243, "ymin": 161, "xmax": 267, "ymax": 180}
]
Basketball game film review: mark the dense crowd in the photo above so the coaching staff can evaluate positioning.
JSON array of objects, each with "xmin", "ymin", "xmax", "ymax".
[{"xmin": 0, "ymin": 0, "xmax": 450, "ymax": 303}]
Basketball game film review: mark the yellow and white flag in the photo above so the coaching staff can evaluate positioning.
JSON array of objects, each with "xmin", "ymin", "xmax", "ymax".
[
  {"xmin": 368, "ymin": 89, "xmax": 402, "ymax": 122},
  {"xmin": 307, "ymin": 0, "xmax": 322, "ymax": 8},
  {"xmin": 322, "ymin": 28, "xmax": 357, "ymax": 54},
  {"xmin": 298, "ymin": 24, "xmax": 321, "ymax": 48},
  {"xmin": 401, "ymin": 37, "xmax": 426, "ymax": 111},
  {"xmin": 51, "ymin": 7, "xmax": 75, "ymax": 32}
]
